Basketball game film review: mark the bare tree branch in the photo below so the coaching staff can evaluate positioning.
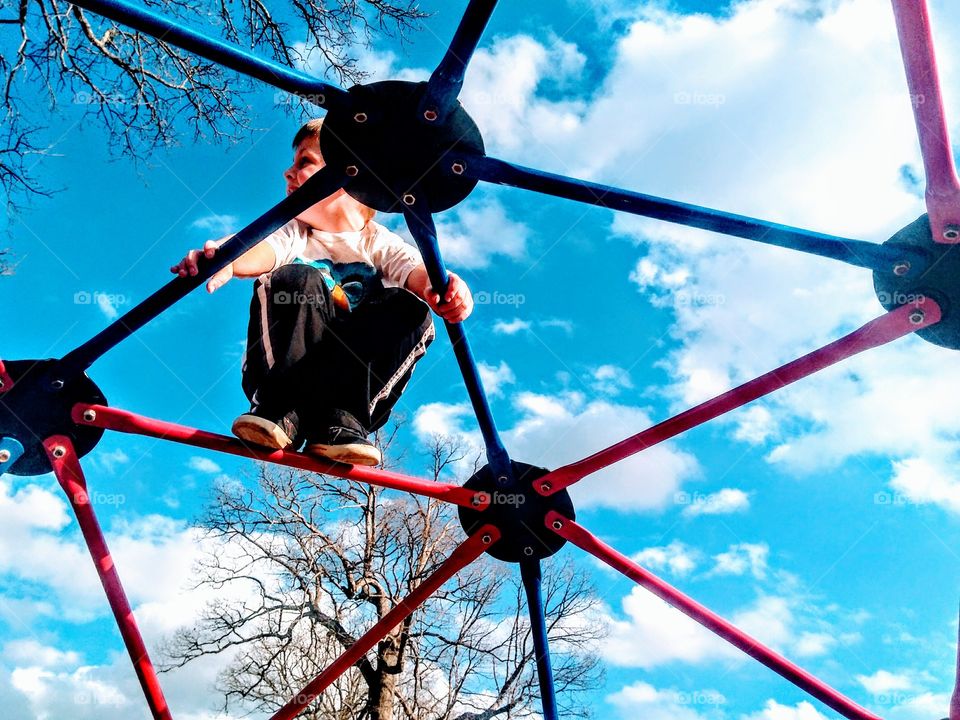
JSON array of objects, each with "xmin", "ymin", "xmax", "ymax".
[
  {"xmin": 0, "ymin": 0, "xmax": 428, "ymax": 216},
  {"xmin": 163, "ymin": 427, "xmax": 604, "ymax": 719}
]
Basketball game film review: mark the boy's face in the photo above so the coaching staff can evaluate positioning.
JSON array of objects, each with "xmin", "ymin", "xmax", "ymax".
[
  {"xmin": 284, "ymin": 136, "xmax": 326, "ymax": 195},
  {"xmin": 283, "ymin": 135, "xmax": 350, "ymax": 226}
]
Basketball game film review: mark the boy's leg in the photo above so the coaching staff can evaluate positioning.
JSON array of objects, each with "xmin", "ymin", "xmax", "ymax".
[
  {"xmin": 237, "ymin": 264, "xmax": 341, "ymax": 448},
  {"xmin": 304, "ymin": 289, "xmax": 434, "ymax": 462}
]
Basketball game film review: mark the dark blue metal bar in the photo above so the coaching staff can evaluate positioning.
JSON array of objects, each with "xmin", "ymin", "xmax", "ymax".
[
  {"xmin": 520, "ymin": 559, "xmax": 560, "ymax": 720},
  {"xmin": 401, "ymin": 199, "xmax": 511, "ymax": 481},
  {"xmin": 58, "ymin": 166, "xmax": 347, "ymax": 377},
  {"xmin": 70, "ymin": 0, "xmax": 347, "ymax": 109},
  {"xmin": 0, "ymin": 437, "xmax": 24, "ymax": 475},
  {"xmin": 420, "ymin": 0, "xmax": 499, "ymax": 120},
  {"xmin": 464, "ymin": 154, "xmax": 928, "ymax": 273}
]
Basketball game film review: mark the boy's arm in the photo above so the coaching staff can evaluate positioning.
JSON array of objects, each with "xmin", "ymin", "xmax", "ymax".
[
  {"xmin": 171, "ymin": 236, "xmax": 278, "ymax": 293},
  {"xmin": 405, "ymin": 264, "xmax": 474, "ymax": 323}
]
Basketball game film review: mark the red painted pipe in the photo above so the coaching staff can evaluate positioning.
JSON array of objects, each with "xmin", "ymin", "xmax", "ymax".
[
  {"xmin": 44, "ymin": 436, "xmax": 173, "ymax": 720},
  {"xmin": 269, "ymin": 525, "xmax": 499, "ymax": 720},
  {"xmin": 891, "ymin": 0, "xmax": 960, "ymax": 243},
  {"xmin": 0, "ymin": 360, "xmax": 13, "ymax": 393},
  {"xmin": 72, "ymin": 404, "xmax": 488, "ymax": 510},
  {"xmin": 547, "ymin": 512, "xmax": 882, "ymax": 720},
  {"xmin": 537, "ymin": 302, "xmax": 940, "ymax": 495}
]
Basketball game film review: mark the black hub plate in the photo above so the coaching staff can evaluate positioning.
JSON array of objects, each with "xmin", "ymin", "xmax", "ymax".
[
  {"xmin": 0, "ymin": 360, "xmax": 106, "ymax": 476},
  {"xmin": 874, "ymin": 214, "xmax": 960, "ymax": 349},
  {"xmin": 320, "ymin": 80, "xmax": 484, "ymax": 213},
  {"xmin": 458, "ymin": 461, "xmax": 575, "ymax": 563}
]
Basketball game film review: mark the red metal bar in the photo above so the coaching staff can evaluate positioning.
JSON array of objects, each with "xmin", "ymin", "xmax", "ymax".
[
  {"xmin": 537, "ymin": 302, "xmax": 940, "ymax": 495},
  {"xmin": 891, "ymin": 0, "xmax": 960, "ymax": 243},
  {"xmin": 0, "ymin": 360, "xmax": 13, "ymax": 393},
  {"xmin": 951, "ymin": 606, "xmax": 960, "ymax": 720},
  {"xmin": 547, "ymin": 512, "xmax": 882, "ymax": 720},
  {"xmin": 43, "ymin": 436, "xmax": 173, "ymax": 720},
  {"xmin": 72, "ymin": 404, "xmax": 488, "ymax": 510},
  {"xmin": 269, "ymin": 525, "xmax": 499, "ymax": 720}
]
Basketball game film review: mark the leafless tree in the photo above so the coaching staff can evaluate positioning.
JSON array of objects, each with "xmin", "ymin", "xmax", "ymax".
[
  {"xmin": 0, "ymin": 0, "xmax": 427, "ymax": 213},
  {"xmin": 164, "ymin": 430, "xmax": 605, "ymax": 720}
]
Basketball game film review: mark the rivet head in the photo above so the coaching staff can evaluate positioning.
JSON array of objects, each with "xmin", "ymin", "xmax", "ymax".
[
  {"xmin": 944, "ymin": 225, "xmax": 960, "ymax": 241},
  {"xmin": 909, "ymin": 310, "xmax": 925, "ymax": 325},
  {"xmin": 345, "ymin": 165, "xmax": 359, "ymax": 177},
  {"xmin": 82, "ymin": 409, "xmax": 97, "ymax": 422},
  {"xmin": 482, "ymin": 533, "xmax": 492, "ymax": 544},
  {"xmin": 540, "ymin": 481, "xmax": 552, "ymax": 493},
  {"xmin": 52, "ymin": 445, "xmax": 66, "ymax": 458},
  {"xmin": 552, "ymin": 519, "xmax": 563, "ymax": 530},
  {"xmin": 523, "ymin": 546, "xmax": 534, "ymax": 556},
  {"xmin": 893, "ymin": 261, "xmax": 911, "ymax": 277},
  {"xmin": 423, "ymin": 108, "xmax": 438, "ymax": 122},
  {"xmin": 50, "ymin": 379, "xmax": 64, "ymax": 390},
  {"xmin": 451, "ymin": 161, "xmax": 466, "ymax": 175},
  {"xmin": 353, "ymin": 112, "xmax": 368, "ymax": 123},
  {"xmin": 0, "ymin": 450, "xmax": 10, "ymax": 463},
  {"xmin": 402, "ymin": 193, "xmax": 416, "ymax": 206}
]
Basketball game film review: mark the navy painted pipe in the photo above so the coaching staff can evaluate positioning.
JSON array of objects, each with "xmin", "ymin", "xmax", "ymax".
[
  {"xmin": 521, "ymin": 559, "xmax": 560, "ymax": 720},
  {"xmin": 70, "ymin": 0, "xmax": 347, "ymax": 109},
  {"xmin": 466, "ymin": 154, "xmax": 926, "ymax": 273},
  {"xmin": 59, "ymin": 167, "xmax": 346, "ymax": 376},
  {"xmin": 402, "ymin": 200, "xmax": 511, "ymax": 480}
]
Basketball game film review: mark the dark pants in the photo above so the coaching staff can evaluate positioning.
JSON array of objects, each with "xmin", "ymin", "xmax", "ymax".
[{"xmin": 241, "ymin": 264, "xmax": 434, "ymax": 435}]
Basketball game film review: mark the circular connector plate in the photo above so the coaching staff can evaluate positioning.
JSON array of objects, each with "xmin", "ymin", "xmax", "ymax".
[
  {"xmin": 458, "ymin": 461, "xmax": 574, "ymax": 563},
  {"xmin": 873, "ymin": 214, "xmax": 960, "ymax": 349},
  {"xmin": 0, "ymin": 360, "xmax": 107, "ymax": 476},
  {"xmin": 320, "ymin": 80, "xmax": 484, "ymax": 213}
]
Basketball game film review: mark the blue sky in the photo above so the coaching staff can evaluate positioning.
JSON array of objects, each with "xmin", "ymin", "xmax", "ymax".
[{"xmin": 3, "ymin": 0, "xmax": 960, "ymax": 718}]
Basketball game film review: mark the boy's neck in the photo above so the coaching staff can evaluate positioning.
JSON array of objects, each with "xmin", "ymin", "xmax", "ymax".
[{"xmin": 315, "ymin": 206, "xmax": 368, "ymax": 233}]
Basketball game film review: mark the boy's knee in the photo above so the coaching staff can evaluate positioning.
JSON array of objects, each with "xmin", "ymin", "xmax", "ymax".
[{"xmin": 271, "ymin": 263, "xmax": 325, "ymax": 291}]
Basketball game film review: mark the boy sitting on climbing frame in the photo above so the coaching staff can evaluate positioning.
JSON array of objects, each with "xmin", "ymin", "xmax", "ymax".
[{"xmin": 171, "ymin": 119, "xmax": 474, "ymax": 466}]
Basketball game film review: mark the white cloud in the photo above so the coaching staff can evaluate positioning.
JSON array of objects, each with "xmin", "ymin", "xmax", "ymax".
[
  {"xmin": 742, "ymin": 699, "xmax": 829, "ymax": 720},
  {"xmin": 414, "ymin": 389, "xmax": 698, "ymax": 510},
  {"xmin": 190, "ymin": 214, "xmax": 238, "ymax": 237},
  {"xmin": 591, "ymin": 364, "xmax": 634, "ymax": 396},
  {"xmin": 507, "ymin": 391, "xmax": 699, "ymax": 511},
  {"xmin": 90, "ymin": 448, "xmax": 129, "ymax": 475},
  {"xmin": 95, "ymin": 293, "xmax": 120, "ymax": 320},
  {"xmin": 459, "ymin": 35, "xmax": 587, "ymax": 157},
  {"xmin": 682, "ymin": 488, "xmax": 750, "ymax": 517},
  {"xmin": 478, "ymin": 361, "xmax": 516, "ymax": 398},
  {"xmin": 602, "ymin": 587, "xmax": 737, "ymax": 667},
  {"xmin": 888, "ymin": 455, "xmax": 960, "ymax": 515},
  {"xmin": 856, "ymin": 669, "xmax": 914, "ymax": 695},
  {"xmin": 492, "ymin": 318, "xmax": 532, "ymax": 335},
  {"xmin": 632, "ymin": 540, "xmax": 699, "ymax": 577},
  {"xmin": 3, "ymin": 640, "xmax": 81, "ymax": 669},
  {"xmin": 710, "ymin": 542, "xmax": 769, "ymax": 579},
  {"xmin": 187, "ymin": 456, "xmax": 222, "ymax": 474},
  {"xmin": 434, "ymin": 199, "xmax": 530, "ymax": 269},
  {"xmin": 607, "ymin": 681, "xmax": 725, "ymax": 720}
]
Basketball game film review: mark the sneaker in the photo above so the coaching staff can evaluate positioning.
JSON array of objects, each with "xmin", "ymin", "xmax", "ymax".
[
  {"xmin": 304, "ymin": 411, "xmax": 381, "ymax": 466},
  {"xmin": 231, "ymin": 406, "xmax": 300, "ymax": 450}
]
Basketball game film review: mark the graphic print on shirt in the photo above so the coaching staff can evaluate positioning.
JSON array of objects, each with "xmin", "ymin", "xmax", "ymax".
[{"xmin": 292, "ymin": 257, "xmax": 384, "ymax": 311}]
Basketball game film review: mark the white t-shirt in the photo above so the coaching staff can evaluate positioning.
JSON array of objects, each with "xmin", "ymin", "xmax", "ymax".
[{"xmin": 262, "ymin": 218, "xmax": 423, "ymax": 292}]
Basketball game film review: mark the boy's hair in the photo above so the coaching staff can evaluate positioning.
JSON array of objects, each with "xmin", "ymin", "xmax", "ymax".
[
  {"xmin": 292, "ymin": 118, "xmax": 325, "ymax": 150},
  {"xmin": 293, "ymin": 118, "xmax": 376, "ymax": 223}
]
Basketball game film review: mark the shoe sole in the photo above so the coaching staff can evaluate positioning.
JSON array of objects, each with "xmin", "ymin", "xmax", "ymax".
[
  {"xmin": 305, "ymin": 442, "xmax": 381, "ymax": 466},
  {"xmin": 232, "ymin": 414, "xmax": 293, "ymax": 450}
]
